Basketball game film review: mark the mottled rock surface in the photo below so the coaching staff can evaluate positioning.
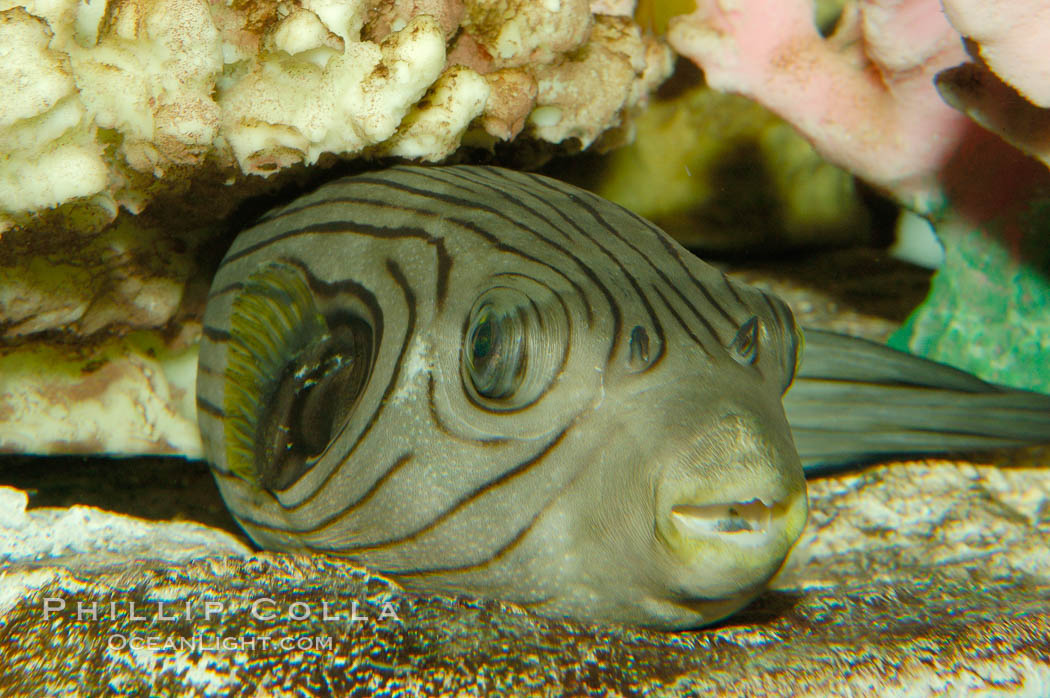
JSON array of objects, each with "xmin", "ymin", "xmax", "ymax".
[
  {"xmin": 0, "ymin": 563, "xmax": 1045, "ymax": 696},
  {"xmin": 0, "ymin": 485, "xmax": 249, "ymax": 564},
  {"xmin": 1, "ymin": 449, "xmax": 1048, "ymax": 696}
]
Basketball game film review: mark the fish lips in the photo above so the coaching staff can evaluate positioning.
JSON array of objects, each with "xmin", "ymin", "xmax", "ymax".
[{"xmin": 653, "ymin": 414, "xmax": 808, "ymax": 603}]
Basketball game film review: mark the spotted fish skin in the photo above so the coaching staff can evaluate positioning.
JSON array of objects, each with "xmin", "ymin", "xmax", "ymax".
[{"xmin": 198, "ymin": 165, "xmax": 809, "ymax": 629}]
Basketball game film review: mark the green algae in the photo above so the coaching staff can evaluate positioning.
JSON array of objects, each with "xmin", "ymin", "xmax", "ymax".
[{"xmin": 890, "ymin": 211, "xmax": 1050, "ymax": 393}]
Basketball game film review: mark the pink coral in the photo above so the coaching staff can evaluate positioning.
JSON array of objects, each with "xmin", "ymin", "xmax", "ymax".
[
  {"xmin": 936, "ymin": 0, "xmax": 1050, "ymax": 170},
  {"xmin": 666, "ymin": 0, "xmax": 1050, "ymax": 391},
  {"xmin": 941, "ymin": 0, "xmax": 1050, "ymax": 108},
  {"xmin": 667, "ymin": 0, "xmax": 1050, "ymax": 219},
  {"xmin": 667, "ymin": 0, "xmax": 976, "ymax": 212}
]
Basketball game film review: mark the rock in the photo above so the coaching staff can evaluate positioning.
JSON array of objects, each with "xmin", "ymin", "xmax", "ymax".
[
  {"xmin": 0, "ymin": 485, "xmax": 249, "ymax": 566},
  {"xmin": 0, "ymin": 331, "xmax": 202, "ymax": 457},
  {"xmin": 0, "ymin": 447, "xmax": 1048, "ymax": 695}
]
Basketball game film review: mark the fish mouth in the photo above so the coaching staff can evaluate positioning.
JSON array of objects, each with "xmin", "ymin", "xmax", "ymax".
[
  {"xmin": 669, "ymin": 497, "xmax": 781, "ymax": 545},
  {"xmin": 648, "ymin": 413, "xmax": 808, "ymax": 612},
  {"xmin": 671, "ymin": 498, "xmax": 772, "ymax": 535},
  {"xmin": 659, "ymin": 488, "xmax": 807, "ymax": 602}
]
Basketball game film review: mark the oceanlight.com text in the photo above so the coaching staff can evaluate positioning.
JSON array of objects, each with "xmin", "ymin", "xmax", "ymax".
[{"xmin": 106, "ymin": 633, "xmax": 335, "ymax": 652}]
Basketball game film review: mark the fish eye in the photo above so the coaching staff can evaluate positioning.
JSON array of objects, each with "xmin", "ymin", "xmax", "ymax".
[
  {"xmin": 220, "ymin": 261, "xmax": 375, "ymax": 493},
  {"xmin": 464, "ymin": 292, "xmax": 527, "ymax": 400},
  {"xmin": 461, "ymin": 278, "xmax": 570, "ymax": 413},
  {"xmin": 628, "ymin": 325, "xmax": 651, "ymax": 370},
  {"xmin": 784, "ymin": 323, "xmax": 805, "ymax": 393},
  {"xmin": 728, "ymin": 316, "xmax": 760, "ymax": 365}
]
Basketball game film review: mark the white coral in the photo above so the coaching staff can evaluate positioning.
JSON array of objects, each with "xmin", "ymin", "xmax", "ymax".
[
  {"xmin": 382, "ymin": 65, "xmax": 491, "ymax": 160},
  {"xmin": 0, "ymin": 8, "xmax": 108, "ymax": 212},
  {"xmin": 1, "ymin": 0, "xmax": 672, "ymax": 222},
  {"xmin": 466, "ymin": 0, "xmax": 593, "ymax": 68},
  {"xmin": 221, "ymin": 14, "xmax": 447, "ymax": 174},
  {"xmin": 529, "ymin": 16, "xmax": 673, "ymax": 148},
  {"xmin": 69, "ymin": 0, "xmax": 223, "ymax": 174},
  {"xmin": 0, "ymin": 0, "xmax": 454, "ymax": 213}
]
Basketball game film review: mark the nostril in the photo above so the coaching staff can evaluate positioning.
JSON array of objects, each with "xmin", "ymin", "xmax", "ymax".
[{"xmin": 670, "ymin": 499, "xmax": 773, "ymax": 537}]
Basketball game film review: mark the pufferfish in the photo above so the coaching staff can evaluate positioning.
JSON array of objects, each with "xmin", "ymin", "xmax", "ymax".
[{"xmin": 197, "ymin": 165, "xmax": 1050, "ymax": 630}]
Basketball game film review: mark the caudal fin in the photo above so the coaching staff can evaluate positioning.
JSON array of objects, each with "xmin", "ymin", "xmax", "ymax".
[{"xmin": 784, "ymin": 329, "xmax": 1050, "ymax": 475}]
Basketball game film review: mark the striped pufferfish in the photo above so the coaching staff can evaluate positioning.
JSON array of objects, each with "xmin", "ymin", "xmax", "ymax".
[{"xmin": 198, "ymin": 165, "xmax": 1050, "ymax": 630}]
